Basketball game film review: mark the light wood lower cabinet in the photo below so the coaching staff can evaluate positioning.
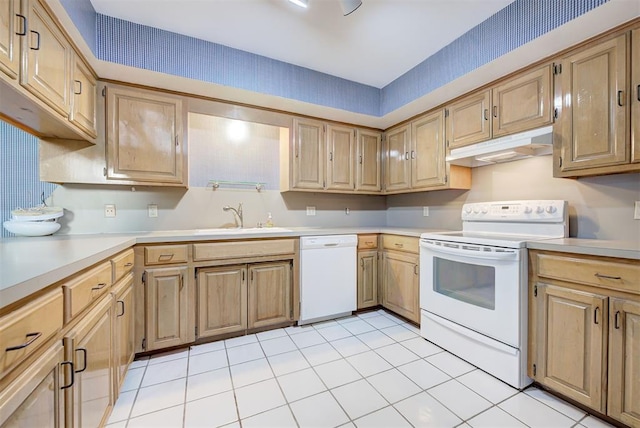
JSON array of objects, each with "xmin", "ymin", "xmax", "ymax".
[
  {"xmin": 381, "ymin": 250, "xmax": 419, "ymax": 323},
  {"xmin": 529, "ymin": 250, "xmax": 640, "ymax": 426},
  {"xmin": 0, "ymin": 341, "xmax": 67, "ymax": 427},
  {"xmin": 357, "ymin": 250, "xmax": 378, "ymax": 309},
  {"xmin": 608, "ymin": 298, "xmax": 640, "ymax": 427},
  {"xmin": 197, "ymin": 265, "xmax": 248, "ymax": 339},
  {"xmin": 63, "ymin": 294, "xmax": 113, "ymax": 428},
  {"xmin": 112, "ymin": 274, "xmax": 134, "ymax": 397},
  {"xmin": 248, "ymin": 262, "xmax": 292, "ymax": 329},
  {"xmin": 144, "ymin": 266, "xmax": 193, "ymax": 351}
]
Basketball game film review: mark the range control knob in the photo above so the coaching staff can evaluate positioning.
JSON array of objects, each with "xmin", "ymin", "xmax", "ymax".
[
  {"xmin": 545, "ymin": 205, "xmax": 557, "ymax": 213},
  {"xmin": 473, "ymin": 206, "xmax": 480, "ymax": 214},
  {"xmin": 523, "ymin": 206, "xmax": 533, "ymax": 214},
  {"xmin": 464, "ymin": 206, "xmax": 472, "ymax": 214},
  {"xmin": 481, "ymin": 206, "xmax": 488, "ymax": 214},
  {"xmin": 535, "ymin": 206, "xmax": 544, "ymax": 214}
]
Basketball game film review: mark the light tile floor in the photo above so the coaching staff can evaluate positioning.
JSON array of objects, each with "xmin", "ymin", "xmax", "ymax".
[{"xmin": 108, "ymin": 309, "xmax": 617, "ymax": 428}]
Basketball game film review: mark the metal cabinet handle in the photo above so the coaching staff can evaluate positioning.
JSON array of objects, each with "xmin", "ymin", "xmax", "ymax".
[
  {"xmin": 74, "ymin": 80, "xmax": 82, "ymax": 95},
  {"xmin": 359, "ymin": 155, "xmax": 363, "ymax": 164},
  {"xmin": 15, "ymin": 14, "xmax": 27, "ymax": 36},
  {"xmin": 329, "ymin": 152, "xmax": 333, "ymax": 161},
  {"xmin": 158, "ymin": 254, "xmax": 174, "ymax": 261},
  {"xmin": 394, "ymin": 242, "xmax": 404, "ymax": 248},
  {"xmin": 594, "ymin": 307, "xmax": 600, "ymax": 325},
  {"xmin": 117, "ymin": 300, "xmax": 125, "ymax": 317},
  {"xmin": 92, "ymin": 282, "xmax": 107, "ymax": 291},
  {"xmin": 360, "ymin": 259, "xmax": 364, "ymax": 268},
  {"xmin": 493, "ymin": 106, "xmax": 498, "ymax": 118},
  {"xmin": 60, "ymin": 361, "xmax": 74, "ymax": 389},
  {"xmin": 5, "ymin": 332, "xmax": 41, "ymax": 351},
  {"xmin": 637, "ymin": 84, "xmax": 640, "ymax": 102},
  {"xmin": 594, "ymin": 273, "xmax": 621, "ymax": 280},
  {"xmin": 617, "ymin": 90, "xmax": 624, "ymax": 107},
  {"xmin": 124, "ymin": 262, "xmax": 133, "ymax": 267},
  {"xmin": 30, "ymin": 30, "xmax": 40, "ymax": 50},
  {"xmin": 483, "ymin": 109, "xmax": 489, "ymax": 120},
  {"xmin": 614, "ymin": 311, "xmax": 621, "ymax": 329},
  {"xmin": 75, "ymin": 348, "xmax": 87, "ymax": 373},
  {"xmin": 404, "ymin": 152, "xmax": 409, "ymax": 160},
  {"xmin": 411, "ymin": 151, "xmax": 416, "ymax": 159},
  {"xmin": 414, "ymin": 265, "xmax": 419, "ymax": 275},
  {"xmin": 365, "ymin": 241, "xmax": 374, "ymax": 246}
]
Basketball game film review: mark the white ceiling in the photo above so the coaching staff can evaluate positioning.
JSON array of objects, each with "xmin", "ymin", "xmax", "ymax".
[{"xmin": 90, "ymin": 0, "xmax": 515, "ymax": 88}]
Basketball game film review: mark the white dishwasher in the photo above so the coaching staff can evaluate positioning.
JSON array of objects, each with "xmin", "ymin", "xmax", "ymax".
[{"xmin": 299, "ymin": 235, "xmax": 357, "ymax": 325}]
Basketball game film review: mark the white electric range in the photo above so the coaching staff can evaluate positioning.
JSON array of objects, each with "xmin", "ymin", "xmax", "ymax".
[{"xmin": 419, "ymin": 200, "xmax": 568, "ymax": 388}]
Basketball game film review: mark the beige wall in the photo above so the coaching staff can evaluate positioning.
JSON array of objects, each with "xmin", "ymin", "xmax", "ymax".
[{"xmin": 386, "ymin": 156, "xmax": 640, "ymax": 241}]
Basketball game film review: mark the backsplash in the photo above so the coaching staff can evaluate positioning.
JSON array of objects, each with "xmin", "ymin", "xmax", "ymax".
[{"xmin": 0, "ymin": 122, "xmax": 57, "ymax": 238}]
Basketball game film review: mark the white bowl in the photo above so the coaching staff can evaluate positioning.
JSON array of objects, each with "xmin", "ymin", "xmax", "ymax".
[{"xmin": 3, "ymin": 220, "xmax": 61, "ymax": 237}]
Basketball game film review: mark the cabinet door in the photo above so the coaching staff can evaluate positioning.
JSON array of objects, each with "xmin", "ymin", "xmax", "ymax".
[
  {"xmin": 381, "ymin": 251, "xmax": 419, "ymax": 323},
  {"xmin": 69, "ymin": 55, "xmax": 97, "ymax": 138},
  {"xmin": 356, "ymin": 130, "xmax": 381, "ymax": 192},
  {"xmin": 632, "ymin": 29, "xmax": 640, "ymax": 164},
  {"xmin": 0, "ymin": 0, "xmax": 20, "ymax": 78},
  {"xmin": 106, "ymin": 86, "xmax": 185, "ymax": 184},
  {"xmin": 608, "ymin": 298, "xmax": 640, "ymax": 427},
  {"xmin": 326, "ymin": 124, "xmax": 355, "ymax": 191},
  {"xmin": 64, "ymin": 296, "xmax": 112, "ymax": 428},
  {"xmin": 21, "ymin": 0, "xmax": 71, "ymax": 116},
  {"xmin": 292, "ymin": 118, "xmax": 324, "ymax": 190},
  {"xmin": 357, "ymin": 250, "xmax": 378, "ymax": 309},
  {"xmin": 197, "ymin": 265, "xmax": 247, "ymax": 338},
  {"xmin": 556, "ymin": 34, "xmax": 628, "ymax": 172},
  {"xmin": 113, "ymin": 274, "xmax": 134, "ymax": 396},
  {"xmin": 534, "ymin": 283, "xmax": 607, "ymax": 412},
  {"xmin": 145, "ymin": 266, "xmax": 191, "ymax": 351},
  {"xmin": 446, "ymin": 90, "xmax": 491, "ymax": 149},
  {"xmin": 411, "ymin": 110, "xmax": 446, "ymax": 189},
  {"xmin": 0, "ymin": 341, "xmax": 66, "ymax": 428},
  {"xmin": 384, "ymin": 125, "xmax": 411, "ymax": 192},
  {"xmin": 492, "ymin": 65, "xmax": 553, "ymax": 137},
  {"xmin": 248, "ymin": 262, "xmax": 292, "ymax": 329}
]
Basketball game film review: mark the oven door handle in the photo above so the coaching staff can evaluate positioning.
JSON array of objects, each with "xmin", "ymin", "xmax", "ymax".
[{"xmin": 420, "ymin": 240, "xmax": 518, "ymax": 260}]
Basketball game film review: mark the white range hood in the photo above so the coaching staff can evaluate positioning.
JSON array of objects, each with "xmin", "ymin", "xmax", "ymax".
[{"xmin": 446, "ymin": 126, "xmax": 553, "ymax": 167}]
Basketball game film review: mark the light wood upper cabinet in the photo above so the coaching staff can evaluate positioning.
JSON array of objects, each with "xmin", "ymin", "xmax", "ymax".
[
  {"xmin": 106, "ymin": 85, "xmax": 186, "ymax": 185},
  {"xmin": 0, "ymin": 0, "xmax": 21, "ymax": 79},
  {"xmin": 69, "ymin": 54, "xmax": 97, "ymax": 138},
  {"xmin": 292, "ymin": 118, "xmax": 325, "ymax": 190},
  {"xmin": 356, "ymin": 130, "xmax": 382, "ymax": 192},
  {"xmin": 248, "ymin": 262, "xmax": 292, "ymax": 329},
  {"xmin": 608, "ymin": 298, "xmax": 640, "ymax": 427},
  {"xmin": 64, "ymin": 295, "xmax": 113, "ymax": 428},
  {"xmin": 384, "ymin": 124, "xmax": 411, "ymax": 192},
  {"xmin": 197, "ymin": 265, "xmax": 247, "ymax": 339},
  {"xmin": 632, "ymin": 29, "xmax": 640, "ymax": 164},
  {"xmin": 20, "ymin": 0, "xmax": 71, "ymax": 117},
  {"xmin": 533, "ymin": 283, "xmax": 607, "ymax": 412},
  {"xmin": 554, "ymin": 32, "xmax": 636, "ymax": 177},
  {"xmin": 492, "ymin": 65, "xmax": 553, "ymax": 137},
  {"xmin": 326, "ymin": 124, "xmax": 355, "ymax": 191},
  {"xmin": 144, "ymin": 266, "xmax": 192, "ymax": 351},
  {"xmin": 411, "ymin": 110, "xmax": 446, "ymax": 189},
  {"xmin": 446, "ymin": 90, "xmax": 492, "ymax": 149},
  {"xmin": 357, "ymin": 249, "xmax": 378, "ymax": 310}
]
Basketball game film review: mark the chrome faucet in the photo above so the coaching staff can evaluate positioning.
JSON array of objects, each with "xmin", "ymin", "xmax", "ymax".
[{"xmin": 223, "ymin": 203, "xmax": 243, "ymax": 228}]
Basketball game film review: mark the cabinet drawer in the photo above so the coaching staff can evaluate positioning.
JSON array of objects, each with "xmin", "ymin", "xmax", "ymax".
[
  {"xmin": 0, "ymin": 288, "xmax": 63, "ymax": 380},
  {"xmin": 193, "ymin": 239, "xmax": 295, "ymax": 262},
  {"xmin": 358, "ymin": 234, "xmax": 378, "ymax": 249},
  {"xmin": 144, "ymin": 245, "xmax": 189, "ymax": 265},
  {"xmin": 381, "ymin": 235, "xmax": 419, "ymax": 254},
  {"xmin": 62, "ymin": 262, "xmax": 112, "ymax": 322},
  {"xmin": 537, "ymin": 253, "xmax": 640, "ymax": 295},
  {"xmin": 112, "ymin": 248, "xmax": 134, "ymax": 283}
]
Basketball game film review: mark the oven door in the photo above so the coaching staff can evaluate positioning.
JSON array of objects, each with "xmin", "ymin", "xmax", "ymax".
[{"xmin": 419, "ymin": 239, "xmax": 523, "ymax": 347}]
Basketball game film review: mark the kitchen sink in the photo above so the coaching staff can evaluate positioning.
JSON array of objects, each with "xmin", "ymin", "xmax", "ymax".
[{"xmin": 193, "ymin": 227, "xmax": 292, "ymax": 235}]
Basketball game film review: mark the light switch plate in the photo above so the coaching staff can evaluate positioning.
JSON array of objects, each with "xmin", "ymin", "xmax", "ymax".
[
  {"xmin": 635, "ymin": 201, "xmax": 640, "ymax": 220},
  {"xmin": 104, "ymin": 204, "xmax": 116, "ymax": 218},
  {"xmin": 306, "ymin": 206, "xmax": 316, "ymax": 216},
  {"xmin": 148, "ymin": 204, "xmax": 158, "ymax": 218},
  {"xmin": 423, "ymin": 206, "xmax": 429, "ymax": 217}
]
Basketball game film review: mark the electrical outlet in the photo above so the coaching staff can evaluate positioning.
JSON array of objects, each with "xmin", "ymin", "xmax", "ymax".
[
  {"xmin": 148, "ymin": 204, "xmax": 158, "ymax": 218},
  {"xmin": 423, "ymin": 206, "xmax": 430, "ymax": 217},
  {"xmin": 104, "ymin": 204, "xmax": 116, "ymax": 218},
  {"xmin": 635, "ymin": 201, "xmax": 640, "ymax": 220},
  {"xmin": 306, "ymin": 206, "xmax": 316, "ymax": 216},
  {"xmin": 345, "ymin": 207, "xmax": 350, "ymax": 215}
]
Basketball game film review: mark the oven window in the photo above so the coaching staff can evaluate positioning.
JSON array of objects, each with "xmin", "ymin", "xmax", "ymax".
[{"xmin": 433, "ymin": 257, "xmax": 495, "ymax": 310}]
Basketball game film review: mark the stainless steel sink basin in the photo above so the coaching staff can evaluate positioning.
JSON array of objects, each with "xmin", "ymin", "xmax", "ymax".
[{"xmin": 194, "ymin": 227, "xmax": 292, "ymax": 235}]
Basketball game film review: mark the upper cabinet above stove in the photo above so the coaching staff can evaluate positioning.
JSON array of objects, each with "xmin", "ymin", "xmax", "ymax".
[{"xmin": 553, "ymin": 24, "xmax": 640, "ymax": 178}]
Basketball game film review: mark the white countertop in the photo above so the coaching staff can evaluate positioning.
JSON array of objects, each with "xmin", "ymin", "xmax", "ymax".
[{"xmin": 2, "ymin": 227, "xmax": 637, "ymax": 309}]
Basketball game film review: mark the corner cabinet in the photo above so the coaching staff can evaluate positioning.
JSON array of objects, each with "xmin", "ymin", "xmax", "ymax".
[
  {"xmin": 529, "ymin": 250, "xmax": 640, "ymax": 426},
  {"xmin": 554, "ymin": 26, "xmax": 640, "ymax": 177},
  {"xmin": 356, "ymin": 130, "xmax": 382, "ymax": 192},
  {"xmin": 106, "ymin": 85, "xmax": 187, "ymax": 185},
  {"xmin": 383, "ymin": 125, "xmax": 411, "ymax": 192},
  {"xmin": 357, "ymin": 234, "xmax": 379, "ymax": 310}
]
